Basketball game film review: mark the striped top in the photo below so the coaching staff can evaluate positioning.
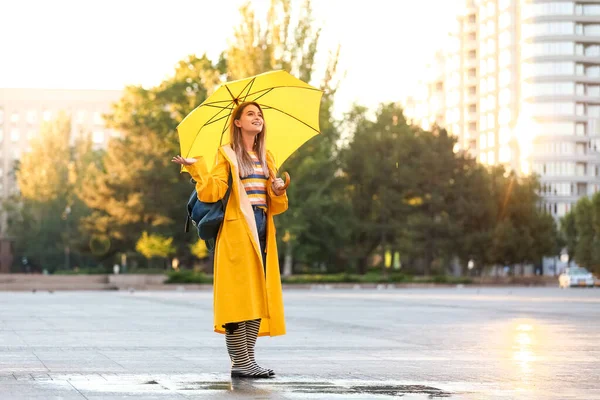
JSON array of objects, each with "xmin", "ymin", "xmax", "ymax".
[{"xmin": 241, "ymin": 152, "xmax": 268, "ymax": 210}]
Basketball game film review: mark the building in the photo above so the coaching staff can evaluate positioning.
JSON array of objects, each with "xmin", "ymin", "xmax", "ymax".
[
  {"xmin": 0, "ymin": 88, "xmax": 122, "ymax": 272},
  {"xmin": 415, "ymin": 0, "xmax": 600, "ymax": 220},
  {"xmin": 522, "ymin": 1, "xmax": 600, "ymax": 217},
  {"xmin": 446, "ymin": 0, "xmax": 480, "ymax": 155},
  {"xmin": 404, "ymin": 50, "xmax": 448, "ymax": 132}
]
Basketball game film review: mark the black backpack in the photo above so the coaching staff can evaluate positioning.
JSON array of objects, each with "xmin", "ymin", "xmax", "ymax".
[{"xmin": 184, "ymin": 172, "xmax": 233, "ymax": 252}]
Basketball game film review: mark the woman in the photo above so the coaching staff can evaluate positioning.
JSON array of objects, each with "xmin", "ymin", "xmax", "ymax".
[{"xmin": 172, "ymin": 101, "xmax": 288, "ymax": 379}]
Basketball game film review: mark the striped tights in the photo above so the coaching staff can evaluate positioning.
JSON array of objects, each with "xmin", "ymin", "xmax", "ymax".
[{"xmin": 224, "ymin": 319, "xmax": 274, "ymax": 378}]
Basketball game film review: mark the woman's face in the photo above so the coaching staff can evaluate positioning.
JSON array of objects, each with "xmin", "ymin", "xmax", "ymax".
[{"xmin": 234, "ymin": 104, "xmax": 264, "ymax": 135}]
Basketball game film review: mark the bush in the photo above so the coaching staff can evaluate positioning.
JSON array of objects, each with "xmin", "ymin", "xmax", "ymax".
[{"xmin": 165, "ymin": 270, "xmax": 213, "ymax": 284}]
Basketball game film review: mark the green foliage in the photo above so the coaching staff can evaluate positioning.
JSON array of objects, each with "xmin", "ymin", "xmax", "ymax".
[
  {"xmin": 135, "ymin": 232, "xmax": 175, "ymax": 259},
  {"xmin": 6, "ymin": 114, "xmax": 97, "ymax": 271},
  {"xmin": 563, "ymin": 192, "xmax": 600, "ymax": 273},
  {"xmin": 190, "ymin": 240, "xmax": 209, "ymax": 259},
  {"xmin": 165, "ymin": 270, "xmax": 212, "ymax": 284},
  {"xmin": 79, "ymin": 54, "xmax": 221, "ymax": 261}
]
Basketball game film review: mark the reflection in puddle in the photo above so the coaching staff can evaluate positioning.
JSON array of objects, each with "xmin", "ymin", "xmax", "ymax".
[{"xmin": 513, "ymin": 323, "xmax": 536, "ymax": 375}]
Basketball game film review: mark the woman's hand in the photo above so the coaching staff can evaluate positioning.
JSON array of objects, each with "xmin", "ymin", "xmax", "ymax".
[
  {"xmin": 272, "ymin": 177, "xmax": 286, "ymax": 196},
  {"xmin": 171, "ymin": 155, "xmax": 197, "ymax": 166}
]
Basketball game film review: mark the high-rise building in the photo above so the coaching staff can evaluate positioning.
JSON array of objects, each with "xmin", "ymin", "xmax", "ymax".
[
  {"xmin": 417, "ymin": 0, "xmax": 600, "ymax": 219},
  {"xmin": 521, "ymin": 1, "xmax": 600, "ymax": 217},
  {"xmin": 446, "ymin": 0, "xmax": 480, "ymax": 155}
]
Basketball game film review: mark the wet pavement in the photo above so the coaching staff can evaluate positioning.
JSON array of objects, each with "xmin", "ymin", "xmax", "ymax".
[{"xmin": 0, "ymin": 287, "xmax": 599, "ymax": 399}]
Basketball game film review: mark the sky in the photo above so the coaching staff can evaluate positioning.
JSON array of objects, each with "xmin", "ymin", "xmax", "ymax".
[{"xmin": 1, "ymin": 0, "xmax": 463, "ymax": 117}]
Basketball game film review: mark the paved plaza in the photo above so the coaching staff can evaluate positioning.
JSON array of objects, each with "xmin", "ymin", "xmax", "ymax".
[{"xmin": 0, "ymin": 287, "xmax": 599, "ymax": 399}]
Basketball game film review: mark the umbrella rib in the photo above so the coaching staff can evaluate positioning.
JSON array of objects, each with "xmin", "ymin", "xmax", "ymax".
[
  {"xmin": 219, "ymin": 107, "xmax": 233, "ymax": 146},
  {"xmin": 201, "ymin": 85, "xmax": 322, "ymax": 106},
  {"xmin": 245, "ymin": 85, "xmax": 323, "ymax": 100},
  {"xmin": 184, "ymin": 104, "xmax": 234, "ymax": 158},
  {"xmin": 240, "ymin": 77, "xmax": 256, "ymax": 103},
  {"xmin": 261, "ymin": 104, "xmax": 320, "ymax": 134}
]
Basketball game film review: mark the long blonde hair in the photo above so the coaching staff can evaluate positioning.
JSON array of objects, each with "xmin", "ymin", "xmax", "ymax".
[{"xmin": 230, "ymin": 102, "xmax": 270, "ymax": 179}]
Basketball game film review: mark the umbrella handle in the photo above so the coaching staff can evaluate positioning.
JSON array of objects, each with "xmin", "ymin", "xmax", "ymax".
[{"xmin": 281, "ymin": 172, "xmax": 291, "ymax": 190}]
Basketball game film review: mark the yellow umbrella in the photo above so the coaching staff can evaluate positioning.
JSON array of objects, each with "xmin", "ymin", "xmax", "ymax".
[{"xmin": 177, "ymin": 70, "xmax": 323, "ymax": 172}]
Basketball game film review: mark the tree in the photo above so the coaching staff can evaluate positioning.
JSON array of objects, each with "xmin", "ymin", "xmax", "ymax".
[
  {"xmin": 135, "ymin": 232, "xmax": 175, "ymax": 269},
  {"xmin": 79, "ymin": 55, "xmax": 222, "ymax": 264},
  {"xmin": 7, "ymin": 114, "xmax": 95, "ymax": 271},
  {"xmin": 560, "ymin": 208, "xmax": 577, "ymax": 263},
  {"xmin": 573, "ymin": 197, "xmax": 594, "ymax": 269},
  {"xmin": 224, "ymin": 0, "xmax": 344, "ymax": 273},
  {"xmin": 339, "ymin": 104, "xmax": 420, "ymax": 274}
]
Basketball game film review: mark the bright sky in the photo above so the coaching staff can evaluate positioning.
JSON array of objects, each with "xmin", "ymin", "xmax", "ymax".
[{"xmin": 1, "ymin": 0, "xmax": 463, "ymax": 117}]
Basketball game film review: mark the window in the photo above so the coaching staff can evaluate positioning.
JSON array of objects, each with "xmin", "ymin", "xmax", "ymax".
[
  {"xmin": 523, "ymin": 22, "xmax": 574, "ymax": 37},
  {"xmin": 525, "ymin": 82, "xmax": 574, "ymax": 96},
  {"xmin": 487, "ymin": 131, "xmax": 495, "ymax": 147},
  {"xmin": 480, "ymin": 133, "xmax": 487, "ymax": 149},
  {"xmin": 576, "ymin": 123, "xmax": 586, "ymax": 136},
  {"xmin": 585, "ymin": 45, "xmax": 600, "ymax": 56},
  {"xmin": 524, "ymin": 2, "xmax": 574, "ymax": 18},
  {"xmin": 487, "ymin": 113, "xmax": 495, "ymax": 129},
  {"xmin": 0, "ymin": 129, "xmax": 3, "ymax": 142},
  {"xmin": 582, "ymin": 4, "xmax": 600, "ymax": 16},
  {"xmin": 524, "ymin": 42, "xmax": 573, "ymax": 56},
  {"xmin": 530, "ymin": 102, "xmax": 574, "ymax": 116},
  {"xmin": 10, "ymin": 113, "xmax": 19, "ymax": 124},
  {"xmin": 584, "ymin": 24, "xmax": 600, "ymax": 36},
  {"xmin": 487, "ymin": 76, "xmax": 496, "ymax": 90},
  {"xmin": 500, "ymin": 88, "xmax": 511, "ymax": 105},
  {"xmin": 92, "ymin": 131, "xmax": 105, "ymax": 144},
  {"xmin": 487, "ymin": 20, "xmax": 496, "ymax": 35},
  {"xmin": 587, "ymin": 66, "xmax": 600, "ymax": 78},
  {"xmin": 499, "ymin": 108, "xmax": 511, "ymax": 125},
  {"xmin": 499, "ymin": 31, "xmax": 512, "ymax": 48},
  {"xmin": 500, "ymin": 50, "xmax": 511, "ymax": 67},
  {"xmin": 576, "ymin": 83, "xmax": 585, "ymax": 96},
  {"xmin": 93, "ymin": 111, "xmax": 103, "ymax": 125},
  {"xmin": 523, "ymin": 61, "xmax": 574, "ymax": 77},
  {"xmin": 10, "ymin": 129, "xmax": 20, "ymax": 142},
  {"xmin": 589, "ymin": 105, "xmax": 600, "ymax": 118},
  {"xmin": 487, "ymin": 150, "xmax": 495, "ymax": 164},
  {"xmin": 500, "ymin": 70, "xmax": 511, "ymax": 86},
  {"xmin": 43, "ymin": 110, "xmax": 52, "ymax": 122},
  {"xmin": 487, "ymin": 39, "xmax": 496, "ymax": 54},
  {"xmin": 576, "ymin": 103, "xmax": 585, "ymax": 116},
  {"xmin": 26, "ymin": 110, "xmax": 36, "ymax": 124},
  {"xmin": 499, "ymin": 12, "xmax": 511, "ymax": 29},
  {"xmin": 0, "ymin": 109, "xmax": 3, "ymax": 123},
  {"xmin": 576, "ymin": 63, "xmax": 585, "ymax": 75},
  {"xmin": 588, "ymin": 85, "xmax": 600, "ymax": 97},
  {"xmin": 76, "ymin": 110, "xmax": 87, "ymax": 124}
]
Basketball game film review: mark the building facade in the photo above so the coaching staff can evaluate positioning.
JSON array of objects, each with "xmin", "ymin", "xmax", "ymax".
[{"xmin": 415, "ymin": 0, "xmax": 600, "ymax": 220}]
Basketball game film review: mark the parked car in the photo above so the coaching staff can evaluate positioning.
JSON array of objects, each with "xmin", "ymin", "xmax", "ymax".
[{"xmin": 559, "ymin": 267, "xmax": 595, "ymax": 288}]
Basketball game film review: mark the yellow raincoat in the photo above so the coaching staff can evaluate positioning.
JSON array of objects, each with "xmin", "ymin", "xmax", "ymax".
[{"xmin": 187, "ymin": 145, "xmax": 288, "ymax": 337}]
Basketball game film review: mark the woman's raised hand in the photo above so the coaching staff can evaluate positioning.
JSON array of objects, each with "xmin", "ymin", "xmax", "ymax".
[{"xmin": 171, "ymin": 155, "xmax": 197, "ymax": 166}]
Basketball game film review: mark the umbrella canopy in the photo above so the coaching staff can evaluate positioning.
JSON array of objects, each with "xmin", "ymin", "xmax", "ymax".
[{"xmin": 177, "ymin": 70, "xmax": 323, "ymax": 171}]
